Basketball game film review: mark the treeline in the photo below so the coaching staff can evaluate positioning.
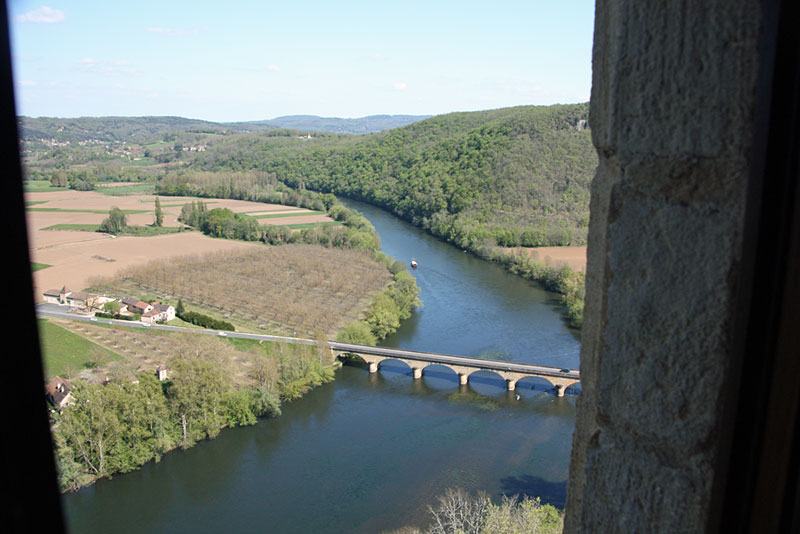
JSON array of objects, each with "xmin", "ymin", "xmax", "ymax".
[
  {"xmin": 178, "ymin": 311, "xmax": 235, "ymax": 331},
  {"xmin": 53, "ymin": 335, "xmax": 335, "ymax": 492},
  {"xmin": 178, "ymin": 196, "xmax": 382, "ymax": 252},
  {"xmin": 156, "ymin": 170, "xmax": 336, "ymax": 212},
  {"xmin": 188, "ymin": 104, "xmax": 596, "ymax": 250}
]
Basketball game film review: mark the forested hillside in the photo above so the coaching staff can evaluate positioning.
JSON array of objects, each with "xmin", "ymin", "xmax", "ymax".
[{"xmin": 188, "ymin": 103, "xmax": 596, "ymax": 251}]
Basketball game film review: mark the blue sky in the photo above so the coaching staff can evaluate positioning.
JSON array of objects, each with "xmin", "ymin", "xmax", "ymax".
[{"xmin": 8, "ymin": 1, "xmax": 595, "ymax": 122}]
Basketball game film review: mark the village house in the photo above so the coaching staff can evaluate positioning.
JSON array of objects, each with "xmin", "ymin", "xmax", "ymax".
[
  {"xmin": 45, "ymin": 376, "xmax": 73, "ymax": 411},
  {"xmin": 43, "ymin": 287, "xmax": 105, "ymax": 309},
  {"xmin": 65, "ymin": 291, "xmax": 92, "ymax": 308},
  {"xmin": 141, "ymin": 303, "xmax": 176, "ymax": 324},
  {"xmin": 121, "ymin": 297, "xmax": 152, "ymax": 315},
  {"xmin": 43, "ymin": 286, "xmax": 71, "ymax": 305}
]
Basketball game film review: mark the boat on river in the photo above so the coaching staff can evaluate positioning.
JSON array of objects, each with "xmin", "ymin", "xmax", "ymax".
[{"xmin": 410, "ymin": 259, "xmax": 418, "ymax": 269}]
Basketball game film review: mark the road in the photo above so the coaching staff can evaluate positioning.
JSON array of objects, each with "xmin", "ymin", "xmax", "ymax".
[{"xmin": 36, "ymin": 303, "xmax": 580, "ymax": 378}]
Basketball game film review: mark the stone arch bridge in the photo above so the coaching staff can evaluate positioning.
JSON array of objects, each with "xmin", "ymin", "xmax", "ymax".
[{"xmin": 328, "ymin": 341, "xmax": 580, "ymax": 397}]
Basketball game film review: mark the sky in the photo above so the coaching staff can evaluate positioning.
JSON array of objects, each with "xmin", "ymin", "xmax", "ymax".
[{"xmin": 8, "ymin": 1, "xmax": 595, "ymax": 122}]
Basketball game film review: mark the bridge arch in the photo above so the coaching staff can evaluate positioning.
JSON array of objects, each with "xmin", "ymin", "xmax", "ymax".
[{"xmin": 515, "ymin": 375, "xmax": 559, "ymax": 391}]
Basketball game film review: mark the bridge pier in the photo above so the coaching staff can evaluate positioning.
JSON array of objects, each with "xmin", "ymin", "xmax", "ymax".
[
  {"xmin": 368, "ymin": 362, "xmax": 378, "ymax": 373},
  {"xmin": 506, "ymin": 379, "xmax": 516, "ymax": 391},
  {"xmin": 555, "ymin": 384, "xmax": 566, "ymax": 397},
  {"xmin": 459, "ymin": 373, "xmax": 468, "ymax": 385},
  {"xmin": 412, "ymin": 367, "xmax": 422, "ymax": 379}
]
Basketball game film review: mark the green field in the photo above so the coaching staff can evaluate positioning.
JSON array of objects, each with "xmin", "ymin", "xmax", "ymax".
[
  {"xmin": 31, "ymin": 262, "xmax": 52, "ymax": 271},
  {"xmin": 43, "ymin": 223, "xmax": 185, "ymax": 235},
  {"xmin": 248, "ymin": 210, "xmax": 325, "ymax": 219},
  {"xmin": 43, "ymin": 223, "xmax": 100, "ymax": 231},
  {"xmin": 97, "ymin": 183, "xmax": 156, "ymax": 196},
  {"xmin": 28, "ymin": 207, "xmax": 150, "ymax": 214},
  {"xmin": 24, "ymin": 183, "xmax": 65, "ymax": 193},
  {"xmin": 37, "ymin": 318, "xmax": 121, "ymax": 380},
  {"xmin": 117, "ymin": 225, "xmax": 186, "ymax": 236}
]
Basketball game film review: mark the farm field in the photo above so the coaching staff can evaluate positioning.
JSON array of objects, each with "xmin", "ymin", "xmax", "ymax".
[
  {"xmin": 87, "ymin": 245, "xmax": 392, "ymax": 338},
  {"xmin": 25, "ymin": 189, "xmax": 338, "ymax": 302},
  {"xmin": 39, "ymin": 317, "xmax": 323, "ymax": 393},
  {"xmin": 503, "ymin": 245, "xmax": 588, "ymax": 272}
]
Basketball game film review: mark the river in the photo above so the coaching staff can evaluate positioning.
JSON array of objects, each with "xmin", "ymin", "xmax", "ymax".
[{"xmin": 62, "ymin": 199, "xmax": 581, "ymax": 534}]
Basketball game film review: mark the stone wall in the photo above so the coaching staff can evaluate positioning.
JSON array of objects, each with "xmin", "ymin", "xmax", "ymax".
[{"xmin": 565, "ymin": 1, "xmax": 763, "ymax": 532}]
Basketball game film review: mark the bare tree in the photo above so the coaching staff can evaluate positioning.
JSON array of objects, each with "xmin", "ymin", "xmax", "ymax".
[{"xmin": 427, "ymin": 487, "xmax": 490, "ymax": 534}]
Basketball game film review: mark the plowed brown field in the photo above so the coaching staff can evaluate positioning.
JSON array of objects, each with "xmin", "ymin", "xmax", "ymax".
[
  {"xmin": 25, "ymin": 190, "xmax": 334, "ymax": 302},
  {"xmin": 505, "ymin": 246, "xmax": 588, "ymax": 271}
]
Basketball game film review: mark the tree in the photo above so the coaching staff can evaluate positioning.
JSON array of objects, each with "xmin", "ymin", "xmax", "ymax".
[
  {"xmin": 175, "ymin": 299, "xmax": 185, "ymax": 317},
  {"xmin": 50, "ymin": 171, "xmax": 67, "ymax": 187},
  {"xmin": 336, "ymin": 321, "xmax": 377, "ymax": 345},
  {"xmin": 166, "ymin": 336, "xmax": 233, "ymax": 447},
  {"xmin": 154, "ymin": 196, "xmax": 164, "ymax": 227},
  {"xmin": 99, "ymin": 206, "xmax": 127, "ymax": 234},
  {"xmin": 426, "ymin": 487, "xmax": 490, "ymax": 534},
  {"xmin": 103, "ymin": 301, "xmax": 120, "ymax": 315}
]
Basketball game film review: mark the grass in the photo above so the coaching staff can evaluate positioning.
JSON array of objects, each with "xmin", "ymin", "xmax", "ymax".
[
  {"xmin": 24, "ymin": 180, "xmax": 63, "ymax": 192},
  {"xmin": 248, "ymin": 210, "xmax": 324, "ymax": 219},
  {"xmin": 225, "ymin": 336, "xmax": 271, "ymax": 354},
  {"xmin": 44, "ymin": 223, "xmax": 100, "ymax": 231},
  {"xmin": 31, "ymin": 262, "xmax": 52, "ymax": 271},
  {"xmin": 27, "ymin": 207, "xmax": 151, "ymax": 214},
  {"xmin": 118, "ymin": 225, "xmax": 186, "ymax": 236},
  {"xmin": 97, "ymin": 184, "xmax": 156, "ymax": 196},
  {"xmin": 38, "ymin": 318, "xmax": 121, "ymax": 380},
  {"xmin": 42, "ymin": 224, "xmax": 187, "ymax": 236},
  {"xmin": 26, "ymin": 200, "xmax": 49, "ymax": 206}
]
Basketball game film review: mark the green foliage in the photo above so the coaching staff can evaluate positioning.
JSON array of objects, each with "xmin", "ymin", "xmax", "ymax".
[
  {"xmin": 276, "ymin": 343, "xmax": 336, "ymax": 401},
  {"xmin": 103, "ymin": 301, "xmax": 121, "ymax": 315},
  {"xmin": 98, "ymin": 206, "xmax": 127, "ymax": 234},
  {"xmin": 50, "ymin": 333, "xmax": 340, "ymax": 493},
  {"xmin": 178, "ymin": 310, "xmax": 235, "ymax": 331},
  {"xmin": 481, "ymin": 496, "xmax": 564, "ymax": 534},
  {"xmin": 359, "ymin": 266, "xmax": 422, "ymax": 341},
  {"xmin": 336, "ymin": 321, "xmax": 378, "ymax": 345},
  {"xmin": 189, "ymin": 103, "xmax": 595, "ymax": 250},
  {"xmin": 154, "ymin": 196, "xmax": 163, "ymax": 227}
]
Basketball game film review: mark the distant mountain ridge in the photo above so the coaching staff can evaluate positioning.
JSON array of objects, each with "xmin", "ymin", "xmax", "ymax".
[
  {"xmin": 235, "ymin": 114, "xmax": 432, "ymax": 134},
  {"xmin": 18, "ymin": 114, "xmax": 431, "ymax": 142}
]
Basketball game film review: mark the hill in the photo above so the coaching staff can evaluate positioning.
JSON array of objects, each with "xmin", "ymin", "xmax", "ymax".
[
  {"xmin": 18, "ymin": 113, "xmax": 430, "ymax": 143},
  {"xmin": 236, "ymin": 114, "xmax": 431, "ymax": 134},
  {"xmin": 190, "ymin": 103, "xmax": 597, "ymax": 250}
]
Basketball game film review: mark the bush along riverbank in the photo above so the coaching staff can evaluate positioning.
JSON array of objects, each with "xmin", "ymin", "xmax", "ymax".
[
  {"xmin": 52, "ymin": 334, "xmax": 337, "ymax": 492},
  {"xmin": 336, "ymin": 253, "xmax": 422, "ymax": 346}
]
